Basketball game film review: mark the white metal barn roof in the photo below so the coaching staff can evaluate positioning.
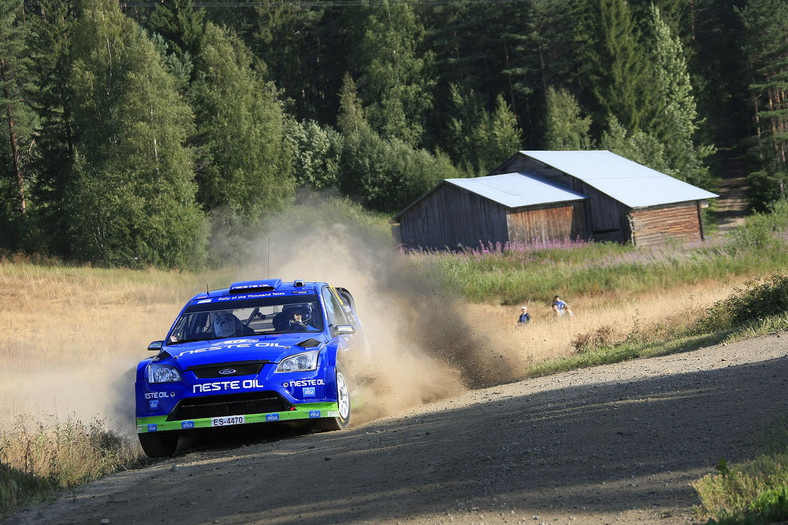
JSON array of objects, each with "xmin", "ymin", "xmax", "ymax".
[
  {"xmin": 447, "ymin": 172, "xmax": 587, "ymax": 208},
  {"xmin": 520, "ymin": 150, "xmax": 718, "ymax": 208}
]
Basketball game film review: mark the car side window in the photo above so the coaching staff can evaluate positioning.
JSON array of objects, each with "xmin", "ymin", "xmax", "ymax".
[{"xmin": 321, "ymin": 286, "xmax": 351, "ymax": 327}]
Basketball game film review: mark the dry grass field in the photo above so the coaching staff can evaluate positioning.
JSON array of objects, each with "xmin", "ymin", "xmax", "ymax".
[
  {"xmin": 0, "ymin": 258, "xmax": 746, "ymax": 435},
  {"xmin": 462, "ymin": 280, "xmax": 744, "ymax": 371},
  {"xmin": 0, "ymin": 263, "xmax": 234, "ymax": 432}
]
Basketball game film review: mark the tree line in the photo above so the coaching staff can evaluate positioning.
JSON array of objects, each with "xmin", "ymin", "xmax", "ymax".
[{"xmin": 0, "ymin": 0, "xmax": 785, "ymax": 268}]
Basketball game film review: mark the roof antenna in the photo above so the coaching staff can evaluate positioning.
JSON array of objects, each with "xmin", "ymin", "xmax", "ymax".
[
  {"xmin": 267, "ymin": 238, "xmax": 270, "ymax": 279},
  {"xmin": 206, "ymin": 284, "xmax": 210, "ymax": 296}
]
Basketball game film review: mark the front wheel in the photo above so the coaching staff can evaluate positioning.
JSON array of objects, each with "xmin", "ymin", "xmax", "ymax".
[
  {"xmin": 138, "ymin": 432, "xmax": 179, "ymax": 457},
  {"xmin": 317, "ymin": 366, "xmax": 350, "ymax": 431}
]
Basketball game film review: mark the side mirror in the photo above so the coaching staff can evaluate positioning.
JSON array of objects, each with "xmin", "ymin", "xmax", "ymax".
[
  {"xmin": 333, "ymin": 325, "xmax": 355, "ymax": 335},
  {"xmin": 147, "ymin": 341, "xmax": 164, "ymax": 351}
]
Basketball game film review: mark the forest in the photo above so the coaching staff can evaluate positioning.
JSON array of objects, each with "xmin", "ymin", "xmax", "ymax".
[{"xmin": 1, "ymin": 0, "xmax": 786, "ymax": 268}]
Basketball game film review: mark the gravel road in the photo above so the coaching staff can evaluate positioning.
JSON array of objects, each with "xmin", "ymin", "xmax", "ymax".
[{"xmin": 5, "ymin": 332, "xmax": 788, "ymax": 525}]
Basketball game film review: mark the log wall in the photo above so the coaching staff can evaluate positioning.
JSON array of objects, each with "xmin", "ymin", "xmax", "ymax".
[{"xmin": 628, "ymin": 203, "xmax": 703, "ymax": 247}]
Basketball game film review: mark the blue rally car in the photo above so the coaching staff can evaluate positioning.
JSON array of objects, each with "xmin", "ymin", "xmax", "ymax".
[{"xmin": 135, "ymin": 279, "xmax": 365, "ymax": 457}]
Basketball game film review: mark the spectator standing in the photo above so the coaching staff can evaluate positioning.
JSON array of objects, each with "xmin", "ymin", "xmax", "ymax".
[
  {"xmin": 552, "ymin": 295, "xmax": 573, "ymax": 317},
  {"xmin": 518, "ymin": 306, "xmax": 531, "ymax": 325}
]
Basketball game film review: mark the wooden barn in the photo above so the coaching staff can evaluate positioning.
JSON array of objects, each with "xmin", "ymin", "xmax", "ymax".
[{"xmin": 391, "ymin": 150, "xmax": 718, "ymax": 250}]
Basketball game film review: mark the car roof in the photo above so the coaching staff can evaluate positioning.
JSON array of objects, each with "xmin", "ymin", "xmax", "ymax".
[{"xmin": 188, "ymin": 279, "xmax": 325, "ymax": 305}]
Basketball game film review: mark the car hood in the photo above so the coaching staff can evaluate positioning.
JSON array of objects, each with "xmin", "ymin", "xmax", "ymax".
[{"xmin": 159, "ymin": 334, "xmax": 327, "ymax": 369}]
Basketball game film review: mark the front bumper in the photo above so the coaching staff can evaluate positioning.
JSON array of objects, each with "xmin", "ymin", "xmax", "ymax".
[{"xmin": 137, "ymin": 401, "xmax": 341, "ymax": 434}]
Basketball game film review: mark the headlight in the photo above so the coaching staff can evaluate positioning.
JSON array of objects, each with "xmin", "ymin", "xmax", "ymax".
[
  {"xmin": 148, "ymin": 364, "xmax": 182, "ymax": 383},
  {"xmin": 276, "ymin": 350, "xmax": 319, "ymax": 373}
]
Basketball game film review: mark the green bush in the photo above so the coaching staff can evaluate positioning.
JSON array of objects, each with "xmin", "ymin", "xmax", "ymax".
[
  {"xmin": 0, "ymin": 417, "xmax": 148, "ymax": 517},
  {"xmin": 702, "ymin": 273, "xmax": 788, "ymax": 331},
  {"xmin": 695, "ymin": 418, "xmax": 788, "ymax": 524}
]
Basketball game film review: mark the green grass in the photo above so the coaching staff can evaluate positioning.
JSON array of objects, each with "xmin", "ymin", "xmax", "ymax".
[
  {"xmin": 694, "ymin": 417, "xmax": 788, "ymax": 524},
  {"xmin": 528, "ymin": 313, "xmax": 788, "ymax": 377},
  {"xmin": 0, "ymin": 417, "xmax": 150, "ymax": 518},
  {"xmin": 410, "ymin": 202, "xmax": 788, "ymax": 305},
  {"xmin": 528, "ymin": 331, "xmax": 731, "ymax": 376}
]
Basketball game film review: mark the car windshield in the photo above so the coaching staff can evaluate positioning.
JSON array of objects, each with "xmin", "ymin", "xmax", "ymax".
[{"xmin": 166, "ymin": 294, "xmax": 324, "ymax": 344}]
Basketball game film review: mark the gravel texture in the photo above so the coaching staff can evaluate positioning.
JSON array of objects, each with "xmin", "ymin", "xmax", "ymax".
[{"xmin": 5, "ymin": 332, "xmax": 788, "ymax": 525}]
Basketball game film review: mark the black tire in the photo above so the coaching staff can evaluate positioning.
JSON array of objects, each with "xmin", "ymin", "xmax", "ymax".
[
  {"xmin": 317, "ymin": 366, "xmax": 351, "ymax": 431},
  {"xmin": 138, "ymin": 432, "xmax": 179, "ymax": 457}
]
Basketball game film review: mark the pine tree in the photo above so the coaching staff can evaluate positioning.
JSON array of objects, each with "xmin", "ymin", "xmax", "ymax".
[
  {"xmin": 67, "ymin": 0, "xmax": 205, "ymax": 267},
  {"xmin": 738, "ymin": 0, "xmax": 788, "ymax": 207},
  {"xmin": 337, "ymin": 73, "xmax": 368, "ymax": 137},
  {"xmin": 336, "ymin": 71, "xmax": 456, "ymax": 211},
  {"xmin": 649, "ymin": 4, "xmax": 712, "ymax": 187},
  {"xmin": 601, "ymin": 115, "xmax": 670, "ymax": 174},
  {"xmin": 355, "ymin": 0, "xmax": 435, "ymax": 148},
  {"xmin": 543, "ymin": 86, "xmax": 593, "ymax": 150},
  {"xmin": 238, "ymin": 0, "xmax": 344, "ymax": 123},
  {"xmin": 473, "ymin": 94, "xmax": 523, "ymax": 174},
  {"xmin": 25, "ymin": 0, "xmax": 76, "ymax": 256},
  {"xmin": 444, "ymin": 88, "xmax": 522, "ymax": 176},
  {"xmin": 575, "ymin": 0, "xmax": 654, "ymax": 134},
  {"xmin": 444, "ymin": 83, "xmax": 484, "ymax": 174},
  {"xmin": 690, "ymin": 0, "xmax": 750, "ymax": 145},
  {"xmin": 0, "ymin": 0, "xmax": 36, "ymax": 234},
  {"xmin": 137, "ymin": 0, "xmax": 205, "ymax": 62},
  {"xmin": 507, "ymin": 0, "xmax": 577, "ymax": 143}
]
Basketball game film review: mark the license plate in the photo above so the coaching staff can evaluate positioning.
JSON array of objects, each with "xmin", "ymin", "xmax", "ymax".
[{"xmin": 211, "ymin": 415, "xmax": 245, "ymax": 427}]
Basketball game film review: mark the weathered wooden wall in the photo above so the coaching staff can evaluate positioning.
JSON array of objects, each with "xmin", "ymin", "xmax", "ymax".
[
  {"xmin": 628, "ymin": 203, "xmax": 703, "ymax": 247},
  {"xmin": 395, "ymin": 153, "xmax": 710, "ymax": 250},
  {"xmin": 492, "ymin": 157, "xmax": 628, "ymax": 241},
  {"xmin": 507, "ymin": 202, "xmax": 587, "ymax": 243},
  {"xmin": 394, "ymin": 183, "xmax": 509, "ymax": 250}
]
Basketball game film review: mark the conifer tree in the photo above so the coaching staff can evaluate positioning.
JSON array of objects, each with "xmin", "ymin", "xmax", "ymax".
[
  {"xmin": 137, "ymin": 0, "xmax": 205, "ymax": 62},
  {"xmin": 543, "ymin": 86, "xmax": 593, "ymax": 150},
  {"xmin": 600, "ymin": 115, "xmax": 670, "ymax": 174},
  {"xmin": 0, "ymin": 0, "xmax": 36, "ymax": 244},
  {"xmin": 356, "ymin": 0, "xmax": 435, "ymax": 148},
  {"xmin": 649, "ymin": 4, "xmax": 712, "ymax": 187},
  {"xmin": 444, "ymin": 83, "xmax": 484, "ymax": 174},
  {"xmin": 575, "ymin": 0, "xmax": 654, "ymax": 134},
  {"xmin": 337, "ymin": 72, "xmax": 455, "ymax": 211},
  {"xmin": 738, "ymin": 0, "xmax": 788, "ymax": 207},
  {"xmin": 25, "ymin": 0, "xmax": 76, "ymax": 256},
  {"xmin": 473, "ymin": 94, "xmax": 523, "ymax": 174},
  {"xmin": 239, "ymin": 0, "xmax": 343, "ymax": 123},
  {"xmin": 337, "ymin": 73, "xmax": 368, "ymax": 137}
]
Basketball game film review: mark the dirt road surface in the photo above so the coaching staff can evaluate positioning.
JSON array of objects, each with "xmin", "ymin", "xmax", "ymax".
[{"xmin": 5, "ymin": 332, "xmax": 788, "ymax": 525}]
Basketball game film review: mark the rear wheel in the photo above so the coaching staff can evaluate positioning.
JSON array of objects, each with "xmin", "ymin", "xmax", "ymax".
[
  {"xmin": 317, "ymin": 366, "xmax": 350, "ymax": 431},
  {"xmin": 138, "ymin": 432, "xmax": 179, "ymax": 457}
]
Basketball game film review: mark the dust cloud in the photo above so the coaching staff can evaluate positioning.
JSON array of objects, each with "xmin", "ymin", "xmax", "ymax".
[
  {"xmin": 236, "ymin": 193, "xmax": 527, "ymax": 424},
  {"xmin": 0, "ymin": 194, "xmax": 530, "ymax": 437}
]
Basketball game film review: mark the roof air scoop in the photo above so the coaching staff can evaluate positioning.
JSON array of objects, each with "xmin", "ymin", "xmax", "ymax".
[{"xmin": 229, "ymin": 279, "xmax": 282, "ymax": 294}]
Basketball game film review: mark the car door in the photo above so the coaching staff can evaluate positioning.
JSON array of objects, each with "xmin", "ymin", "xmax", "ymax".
[{"xmin": 321, "ymin": 285, "xmax": 363, "ymax": 354}]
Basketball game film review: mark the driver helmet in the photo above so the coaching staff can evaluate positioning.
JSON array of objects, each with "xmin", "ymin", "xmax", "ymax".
[
  {"xmin": 213, "ymin": 313, "xmax": 237, "ymax": 338},
  {"xmin": 299, "ymin": 303, "xmax": 312, "ymax": 320},
  {"xmin": 286, "ymin": 304, "xmax": 310, "ymax": 320}
]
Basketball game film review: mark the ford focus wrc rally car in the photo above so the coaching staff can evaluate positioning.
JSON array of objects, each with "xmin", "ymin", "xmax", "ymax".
[{"xmin": 135, "ymin": 279, "xmax": 364, "ymax": 457}]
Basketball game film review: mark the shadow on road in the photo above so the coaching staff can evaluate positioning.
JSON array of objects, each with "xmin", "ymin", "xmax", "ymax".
[{"xmin": 167, "ymin": 353, "xmax": 788, "ymax": 524}]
